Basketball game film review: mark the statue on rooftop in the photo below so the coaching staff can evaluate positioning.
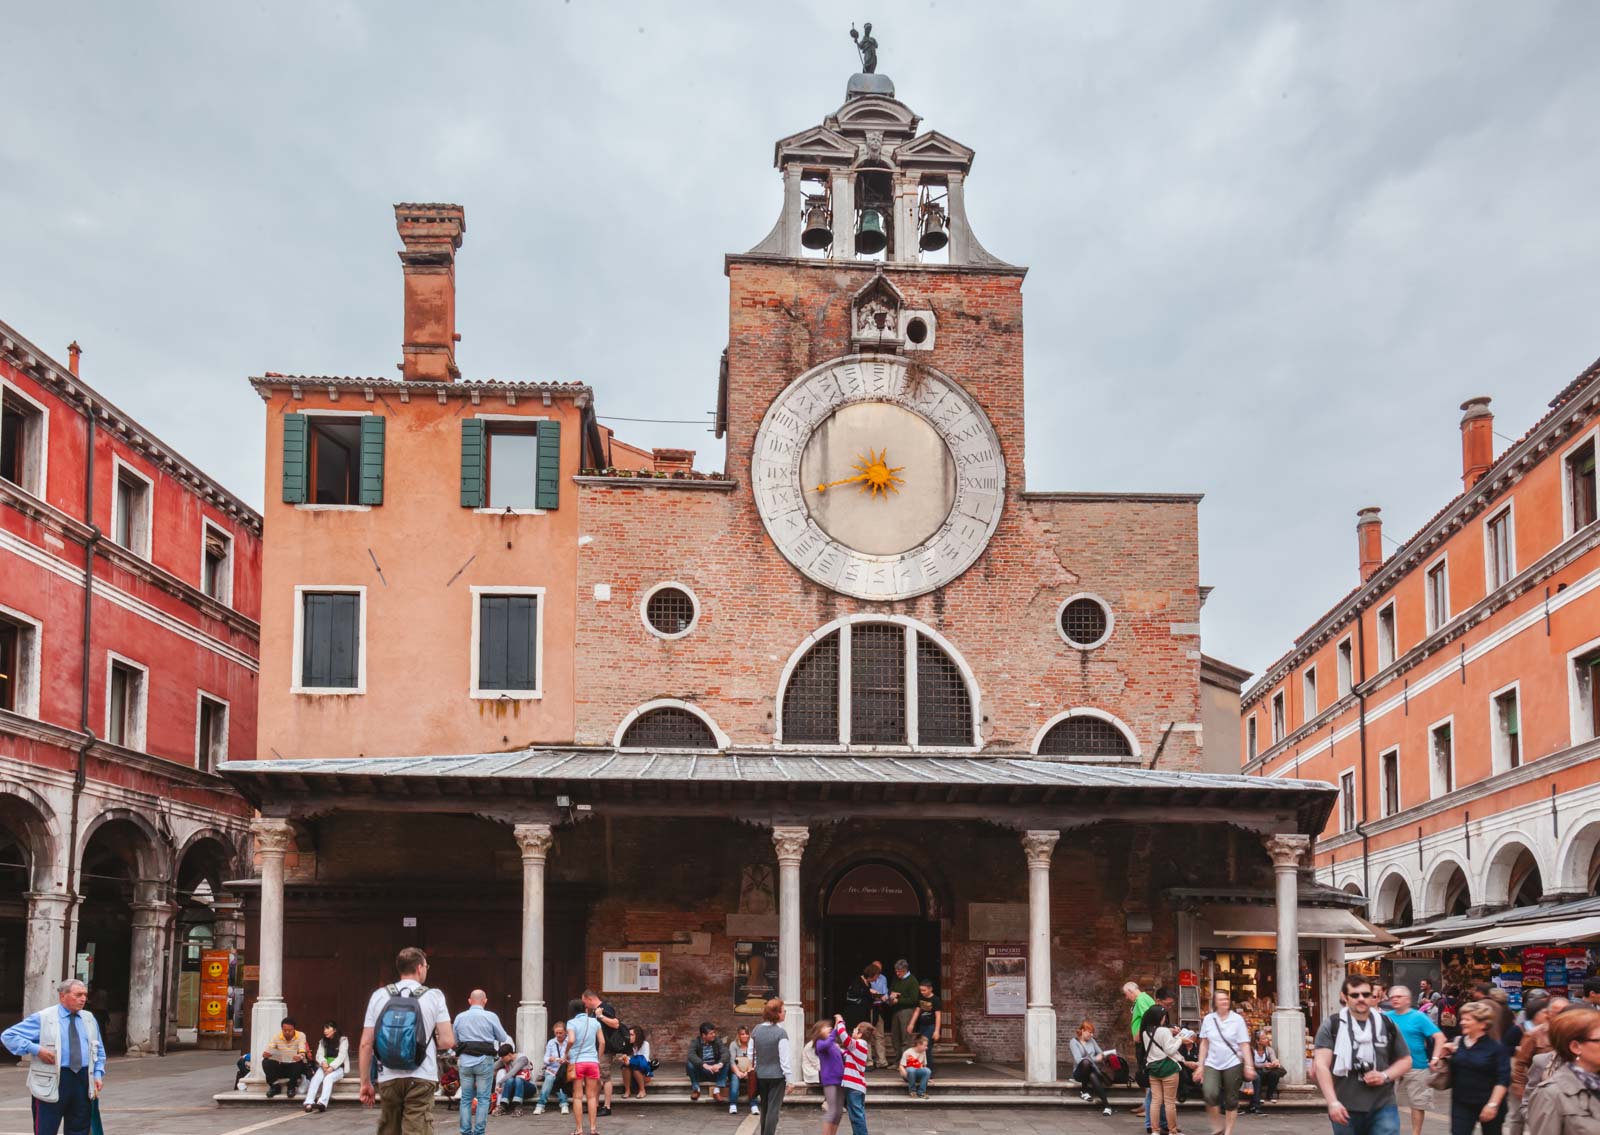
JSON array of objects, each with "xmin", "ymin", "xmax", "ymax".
[{"xmin": 850, "ymin": 22, "xmax": 878, "ymax": 73}]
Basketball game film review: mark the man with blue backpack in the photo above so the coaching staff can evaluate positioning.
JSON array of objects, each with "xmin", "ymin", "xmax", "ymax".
[{"xmin": 359, "ymin": 948, "xmax": 455, "ymax": 1134}]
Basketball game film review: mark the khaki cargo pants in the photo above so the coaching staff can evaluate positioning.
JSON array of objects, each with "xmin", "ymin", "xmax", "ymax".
[{"xmin": 379, "ymin": 1077, "xmax": 437, "ymax": 1135}]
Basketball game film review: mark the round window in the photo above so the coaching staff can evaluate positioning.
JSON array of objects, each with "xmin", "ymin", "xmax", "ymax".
[
  {"xmin": 1057, "ymin": 594, "xmax": 1112, "ymax": 649},
  {"xmin": 644, "ymin": 585, "xmax": 698, "ymax": 638}
]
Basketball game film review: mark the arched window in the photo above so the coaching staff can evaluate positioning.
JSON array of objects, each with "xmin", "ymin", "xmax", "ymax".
[
  {"xmin": 618, "ymin": 707, "xmax": 718, "ymax": 749},
  {"xmin": 1035, "ymin": 713, "xmax": 1135, "ymax": 760},
  {"xmin": 779, "ymin": 620, "xmax": 975, "ymax": 748}
]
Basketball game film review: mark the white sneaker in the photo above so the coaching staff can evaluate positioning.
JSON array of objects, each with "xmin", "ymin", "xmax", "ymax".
[
  {"xmin": 1103, "ymin": 1107, "xmax": 1113, "ymax": 1116},
  {"xmin": 730, "ymin": 1103, "xmax": 739, "ymax": 1114},
  {"xmin": 751, "ymin": 1104, "xmax": 760, "ymax": 1115},
  {"xmin": 1081, "ymin": 1092, "xmax": 1092, "ymax": 1101},
  {"xmin": 559, "ymin": 1102, "xmax": 569, "ymax": 1114},
  {"xmin": 534, "ymin": 1105, "xmax": 545, "ymax": 1115}
]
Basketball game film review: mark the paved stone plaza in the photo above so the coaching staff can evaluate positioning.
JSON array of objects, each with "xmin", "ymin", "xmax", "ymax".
[{"xmin": 0, "ymin": 1051, "xmax": 1446, "ymax": 1135}]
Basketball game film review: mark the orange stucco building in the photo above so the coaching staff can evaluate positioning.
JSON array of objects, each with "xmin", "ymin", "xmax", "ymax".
[{"xmin": 1241, "ymin": 365, "xmax": 1600, "ymax": 930}]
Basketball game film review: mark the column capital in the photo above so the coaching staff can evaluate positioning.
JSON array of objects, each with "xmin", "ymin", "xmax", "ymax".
[
  {"xmin": 25, "ymin": 891, "xmax": 78, "ymax": 913},
  {"xmin": 772, "ymin": 826, "xmax": 809, "ymax": 865},
  {"xmin": 1263, "ymin": 832, "xmax": 1311, "ymax": 870},
  {"xmin": 514, "ymin": 823, "xmax": 555, "ymax": 861},
  {"xmin": 1021, "ymin": 830, "xmax": 1060, "ymax": 867},
  {"xmin": 251, "ymin": 817, "xmax": 296, "ymax": 857}
]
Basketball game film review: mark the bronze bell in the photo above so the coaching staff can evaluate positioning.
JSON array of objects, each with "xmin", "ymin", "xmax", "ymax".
[
  {"xmin": 855, "ymin": 208, "xmax": 888, "ymax": 255},
  {"xmin": 919, "ymin": 206, "xmax": 949, "ymax": 252},
  {"xmin": 801, "ymin": 201, "xmax": 833, "ymax": 250}
]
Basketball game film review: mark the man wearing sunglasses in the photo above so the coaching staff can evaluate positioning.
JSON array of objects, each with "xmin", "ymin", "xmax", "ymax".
[{"xmin": 1314, "ymin": 976, "xmax": 1413, "ymax": 1135}]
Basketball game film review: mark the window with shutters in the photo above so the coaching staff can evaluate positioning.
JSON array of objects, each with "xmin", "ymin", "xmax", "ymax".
[
  {"xmin": 617, "ymin": 704, "xmax": 720, "ymax": 749},
  {"xmin": 1377, "ymin": 602, "xmax": 1398, "ymax": 669},
  {"xmin": 1491, "ymin": 684, "xmax": 1521, "ymax": 773},
  {"xmin": 1570, "ymin": 639, "xmax": 1600, "ymax": 745},
  {"xmin": 1303, "ymin": 666, "xmax": 1319, "ymax": 723},
  {"xmin": 471, "ymin": 587, "xmax": 543, "ymax": 698},
  {"xmin": 293, "ymin": 587, "xmax": 364, "ymax": 693},
  {"xmin": 1035, "ymin": 712, "xmax": 1137, "ymax": 760},
  {"xmin": 111, "ymin": 459, "xmax": 153, "ymax": 559},
  {"xmin": 1380, "ymin": 748, "xmax": 1400, "ymax": 817},
  {"xmin": 778, "ymin": 619, "xmax": 976, "ymax": 748},
  {"xmin": 0, "ymin": 383, "xmax": 47, "ymax": 497},
  {"xmin": 461, "ymin": 416, "xmax": 561, "ymax": 512},
  {"xmin": 1336, "ymin": 636, "xmax": 1354, "ymax": 697},
  {"xmin": 201, "ymin": 521, "xmax": 232, "ymax": 604},
  {"xmin": 1566, "ymin": 434, "xmax": 1598, "ymax": 535},
  {"xmin": 1246, "ymin": 714, "xmax": 1258, "ymax": 761},
  {"xmin": 0, "ymin": 605, "xmax": 41, "ymax": 718},
  {"xmin": 1485, "ymin": 505, "xmax": 1515, "ymax": 591},
  {"xmin": 281, "ymin": 413, "xmax": 384, "ymax": 507},
  {"xmin": 1429, "ymin": 719, "xmax": 1454, "ymax": 795},
  {"xmin": 1425, "ymin": 556, "xmax": 1450, "ymax": 632},
  {"xmin": 196, "ymin": 694, "xmax": 228, "ymax": 772},
  {"xmin": 106, "ymin": 653, "xmax": 148, "ymax": 749},
  {"xmin": 1271, "ymin": 690, "xmax": 1286, "ymax": 743},
  {"xmin": 1339, "ymin": 769, "xmax": 1356, "ymax": 832}
]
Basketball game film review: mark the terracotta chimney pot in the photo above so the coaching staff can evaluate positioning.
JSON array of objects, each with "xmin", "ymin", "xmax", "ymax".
[
  {"xmin": 1357, "ymin": 507, "xmax": 1384, "ymax": 583},
  {"xmin": 394, "ymin": 203, "xmax": 466, "ymax": 382},
  {"xmin": 1460, "ymin": 396, "xmax": 1494, "ymax": 489}
]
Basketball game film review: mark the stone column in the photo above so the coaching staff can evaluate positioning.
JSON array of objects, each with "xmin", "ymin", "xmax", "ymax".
[
  {"xmin": 24, "ymin": 891, "xmax": 76, "ymax": 1011},
  {"xmin": 514, "ymin": 823, "xmax": 555, "ymax": 1053},
  {"xmin": 1022, "ymin": 830, "xmax": 1060, "ymax": 1084},
  {"xmin": 773, "ymin": 826, "xmax": 809, "ymax": 1083},
  {"xmin": 124, "ymin": 889, "xmax": 176, "ymax": 1055},
  {"xmin": 245, "ymin": 818, "xmax": 295, "ymax": 1086},
  {"xmin": 1265, "ymin": 833, "xmax": 1311, "ymax": 1086}
]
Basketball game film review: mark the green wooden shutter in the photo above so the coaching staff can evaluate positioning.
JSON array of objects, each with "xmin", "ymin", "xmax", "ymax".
[
  {"xmin": 281, "ymin": 413, "xmax": 308, "ymax": 504},
  {"xmin": 358, "ymin": 416, "xmax": 386, "ymax": 506},
  {"xmin": 535, "ymin": 419, "xmax": 561, "ymax": 510},
  {"xmin": 460, "ymin": 419, "xmax": 486, "ymax": 508}
]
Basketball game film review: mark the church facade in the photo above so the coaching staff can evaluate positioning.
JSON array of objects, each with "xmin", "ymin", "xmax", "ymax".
[{"xmin": 226, "ymin": 58, "xmax": 1336, "ymax": 1084}]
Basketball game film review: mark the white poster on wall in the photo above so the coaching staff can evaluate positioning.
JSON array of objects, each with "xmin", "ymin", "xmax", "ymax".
[
  {"xmin": 602, "ymin": 950, "xmax": 661, "ymax": 994},
  {"xmin": 984, "ymin": 945, "xmax": 1026, "ymax": 1016}
]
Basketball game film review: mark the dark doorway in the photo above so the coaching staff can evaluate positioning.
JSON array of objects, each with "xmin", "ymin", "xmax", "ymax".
[
  {"xmin": 819, "ymin": 862, "xmax": 939, "ymax": 1021},
  {"xmin": 80, "ymin": 821, "xmax": 148, "ymax": 1053}
]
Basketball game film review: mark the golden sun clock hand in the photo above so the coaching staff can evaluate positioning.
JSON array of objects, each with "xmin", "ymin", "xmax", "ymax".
[{"xmin": 810, "ymin": 448, "xmax": 905, "ymax": 497}]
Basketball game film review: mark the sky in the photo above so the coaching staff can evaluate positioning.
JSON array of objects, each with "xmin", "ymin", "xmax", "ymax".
[{"xmin": 4, "ymin": 1, "xmax": 1600, "ymax": 677}]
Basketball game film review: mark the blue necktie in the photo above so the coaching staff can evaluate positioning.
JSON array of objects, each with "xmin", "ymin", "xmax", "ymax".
[{"xmin": 65, "ymin": 1011, "xmax": 83, "ymax": 1073}]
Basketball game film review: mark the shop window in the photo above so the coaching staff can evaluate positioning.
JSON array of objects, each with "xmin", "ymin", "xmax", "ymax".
[
  {"xmin": 112, "ymin": 463, "xmax": 152, "ymax": 558},
  {"xmin": 1337, "ymin": 637, "xmax": 1354, "ymax": 697},
  {"xmin": 1271, "ymin": 690, "xmax": 1286, "ymax": 743},
  {"xmin": 619, "ymin": 706, "xmax": 717, "ymax": 749},
  {"xmin": 196, "ymin": 695, "xmax": 227, "ymax": 772},
  {"xmin": 1339, "ymin": 770, "xmax": 1356, "ymax": 832},
  {"xmin": 0, "ymin": 386, "xmax": 46, "ymax": 496},
  {"xmin": 107, "ymin": 655, "xmax": 147, "ymax": 750},
  {"xmin": 1380, "ymin": 748, "xmax": 1400, "ymax": 817},
  {"xmin": 295, "ymin": 588, "xmax": 363, "ymax": 692},
  {"xmin": 1246, "ymin": 715, "xmax": 1258, "ymax": 761},
  {"xmin": 0, "ymin": 609, "xmax": 41, "ymax": 717},
  {"xmin": 1568, "ymin": 436, "xmax": 1597, "ymax": 533},
  {"xmin": 202, "ymin": 523, "xmax": 232, "ymax": 604},
  {"xmin": 1377, "ymin": 602, "xmax": 1397, "ymax": 669},
  {"xmin": 1425, "ymin": 558, "xmax": 1449, "ymax": 632},
  {"xmin": 1430, "ymin": 720, "xmax": 1454, "ymax": 795},
  {"xmin": 1485, "ymin": 506, "xmax": 1514, "ymax": 590},
  {"xmin": 1492, "ymin": 686, "xmax": 1521, "ymax": 772},
  {"xmin": 472, "ymin": 589, "xmax": 542, "ymax": 697},
  {"xmin": 1036, "ymin": 714, "xmax": 1135, "ymax": 760},
  {"xmin": 1303, "ymin": 666, "xmax": 1319, "ymax": 723}
]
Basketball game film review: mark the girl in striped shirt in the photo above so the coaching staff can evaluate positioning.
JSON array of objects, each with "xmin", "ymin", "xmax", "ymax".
[{"xmin": 833, "ymin": 1014, "xmax": 876, "ymax": 1135}]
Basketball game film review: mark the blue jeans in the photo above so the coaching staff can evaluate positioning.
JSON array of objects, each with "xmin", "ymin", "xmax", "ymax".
[
  {"xmin": 1332, "ymin": 1103, "xmax": 1403, "ymax": 1135},
  {"xmin": 687, "ymin": 1061, "xmax": 730, "ymax": 1092},
  {"xmin": 537, "ymin": 1071, "xmax": 568, "ymax": 1108},
  {"xmin": 846, "ymin": 1087, "xmax": 868, "ymax": 1135},
  {"xmin": 458, "ymin": 1058, "xmax": 494, "ymax": 1135},
  {"xmin": 905, "ymin": 1067, "xmax": 931, "ymax": 1096},
  {"xmin": 499, "ymin": 1077, "xmax": 527, "ymax": 1106}
]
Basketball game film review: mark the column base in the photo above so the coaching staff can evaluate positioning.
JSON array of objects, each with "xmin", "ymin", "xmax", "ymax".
[
  {"xmin": 1272, "ymin": 1007, "xmax": 1308, "ymax": 1087},
  {"xmin": 245, "ymin": 997, "xmax": 288, "ymax": 1085},
  {"xmin": 783, "ymin": 1001, "xmax": 806, "ymax": 1084},
  {"xmin": 517, "ymin": 1002, "xmax": 549, "ymax": 1056},
  {"xmin": 1024, "ymin": 1005, "xmax": 1057, "ymax": 1084}
]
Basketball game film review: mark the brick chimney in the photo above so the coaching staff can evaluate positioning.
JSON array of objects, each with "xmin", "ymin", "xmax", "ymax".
[
  {"xmin": 1357, "ymin": 507, "xmax": 1384, "ymax": 582},
  {"xmin": 395, "ymin": 203, "xmax": 466, "ymax": 382},
  {"xmin": 67, "ymin": 341, "xmax": 81, "ymax": 376},
  {"xmin": 1460, "ymin": 396, "xmax": 1494, "ymax": 489},
  {"xmin": 652, "ymin": 448, "xmax": 696, "ymax": 474}
]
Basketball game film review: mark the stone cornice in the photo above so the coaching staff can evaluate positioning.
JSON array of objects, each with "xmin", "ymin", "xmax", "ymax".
[
  {"xmin": 723, "ymin": 253, "xmax": 1029, "ymax": 280},
  {"xmin": 0, "ymin": 710, "xmax": 248, "ymax": 794},
  {"xmin": 574, "ymin": 476, "xmax": 739, "ymax": 492},
  {"xmin": 1022, "ymin": 491, "xmax": 1204, "ymax": 505}
]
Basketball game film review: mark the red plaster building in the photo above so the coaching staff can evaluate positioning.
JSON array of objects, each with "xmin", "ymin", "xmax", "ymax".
[
  {"xmin": 0, "ymin": 321, "xmax": 260, "ymax": 1053},
  {"xmin": 1240, "ymin": 367, "xmax": 1600, "ymax": 950}
]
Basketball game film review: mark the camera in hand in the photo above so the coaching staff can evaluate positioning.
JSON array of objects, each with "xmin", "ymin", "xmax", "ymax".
[{"xmin": 1350, "ymin": 1059, "xmax": 1374, "ymax": 1077}]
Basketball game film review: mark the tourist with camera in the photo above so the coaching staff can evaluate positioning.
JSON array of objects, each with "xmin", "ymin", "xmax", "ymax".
[{"xmin": 1315, "ymin": 975, "xmax": 1414, "ymax": 1135}]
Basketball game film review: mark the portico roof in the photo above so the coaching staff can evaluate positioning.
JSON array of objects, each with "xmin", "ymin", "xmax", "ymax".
[{"xmin": 219, "ymin": 750, "xmax": 1335, "ymax": 834}]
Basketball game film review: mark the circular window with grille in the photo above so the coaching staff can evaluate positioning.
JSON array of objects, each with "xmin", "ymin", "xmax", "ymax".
[
  {"xmin": 642, "ymin": 582, "xmax": 700, "ymax": 640},
  {"xmin": 1056, "ymin": 593, "xmax": 1113, "ymax": 650}
]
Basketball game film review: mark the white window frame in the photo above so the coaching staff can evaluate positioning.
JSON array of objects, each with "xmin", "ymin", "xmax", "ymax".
[
  {"xmin": 1270, "ymin": 689, "xmax": 1286, "ymax": 743},
  {"xmin": 1336, "ymin": 635, "xmax": 1354, "ymax": 697},
  {"xmin": 1560, "ymin": 426, "xmax": 1600, "ymax": 538},
  {"xmin": 774, "ymin": 614, "xmax": 982, "ymax": 752},
  {"xmin": 1483, "ymin": 501, "xmax": 1516, "ymax": 592},
  {"xmin": 194, "ymin": 691, "xmax": 229, "ymax": 773},
  {"xmin": 1055, "ymin": 591, "xmax": 1115, "ymax": 650},
  {"xmin": 0, "ymin": 601, "xmax": 43, "ymax": 719},
  {"xmin": 1424, "ymin": 553, "xmax": 1450, "ymax": 632},
  {"xmin": 1379, "ymin": 746, "xmax": 1401, "ymax": 818},
  {"xmin": 639, "ymin": 581, "xmax": 701, "ymax": 641},
  {"xmin": 105, "ymin": 650, "xmax": 149, "ymax": 751},
  {"xmin": 469, "ymin": 585, "xmax": 545, "ymax": 700},
  {"xmin": 1246, "ymin": 713, "xmax": 1258, "ymax": 761},
  {"xmin": 1568, "ymin": 632, "xmax": 1600, "ymax": 746},
  {"xmin": 613, "ymin": 698, "xmax": 730, "ymax": 751},
  {"xmin": 1339, "ymin": 769, "xmax": 1357, "ymax": 833},
  {"xmin": 1377, "ymin": 600, "xmax": 1398, "ymax": 670},
  {"xmin": 110, "ymin": 456, "xmax": 154, "ymax": 560},
  {"xmin": 1488, "ymin": 679, "xmax": 1522, "ymax": 775},
  {"xmin": 1428, "ymin": 715, "xmax": 1456, "ymax": 797},
  {"xmin": 295, "ymin": 408, "xmax": 375, "ymax": 513},
  {"xmin": 291, "ymin": 584, "xmax": 368, "ymax": 695},
  {"xmin": 0, "ymin": 377, "xmax": 49, "ymax": 499},
  {"xmin": 1303, "ymin": 665, "xmax": 1319, "ymax": 724},
  {"xmin": 200, "ymin": 518, "xmax": 234, "ymax": 606},
  {"xmin": 1029, "ymin": 707, "xmax": 1143, "ymax": 763},
  {"xmin": 472, "ymin": 413, "xmax": 551, "ymax": 517}
]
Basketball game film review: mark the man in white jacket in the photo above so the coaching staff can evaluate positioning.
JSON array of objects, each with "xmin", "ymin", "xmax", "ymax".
[{"xmin": 1, "ymin": 979, "xmax": 105, "ymax": 1135}]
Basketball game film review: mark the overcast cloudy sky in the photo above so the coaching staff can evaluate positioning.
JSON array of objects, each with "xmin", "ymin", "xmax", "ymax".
[{"xmin": 5, "ymin": 2, "xmax": 1599, "ymax": 677}]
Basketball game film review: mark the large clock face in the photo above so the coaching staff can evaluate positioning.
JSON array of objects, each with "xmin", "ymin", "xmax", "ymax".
[{"xmin": 752, "ymin": 355, "xmax": 1005, "ymax": 601}]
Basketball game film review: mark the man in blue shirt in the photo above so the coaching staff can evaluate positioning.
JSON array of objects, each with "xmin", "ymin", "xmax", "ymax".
[
  {"xmin": 1386, "ymin": 985, "xmax": 1444, "ymax": 1135},
  {"xmin": 868, "ymin": 961, "xmax": 890, "ymax": 1067},
  {"xmin": 452, "ymin": 989, "xmax": 511, "ymax": 1135},
  {"xmin": 2, "ymin": 978, "xmax": 106, "ymax": 1135}
]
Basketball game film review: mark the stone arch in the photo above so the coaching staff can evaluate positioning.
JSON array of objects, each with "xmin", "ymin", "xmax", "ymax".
[
  {"xmin": 1422, "ymin": 853, "xmax": 1473, "ymax": 920},
  {"xmin": 1555, "ymin": 810, "xmax": 1600, "ymax": 895},
  {"xmin": 1480, "ymin": 832, "xmax": 1547, "ymax": 909},
  {"xmin": 1030, "ymin": 707, "xmax": 1143, "ymax": 761},
  {"xmin": 1373, "ymin": 867, "xmax": 1415, "ymax": 926},
  {"xmin": 77, "ymin": 807, "xmax": 169, "ymax": 883},
  {"xmin": 0, "ymin": 780, "xmax": 63, "ymax": 891},
  {"xmin": 175, "ymin": 827, "xmax": 239, "ymax": 903},
  {"xmin": 613, "ymin": 699, "xmax": 729, "ymax": 750}
]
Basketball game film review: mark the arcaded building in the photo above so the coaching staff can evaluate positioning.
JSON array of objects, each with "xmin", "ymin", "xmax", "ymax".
[{"xmin": 226, "ymin": 56, "xmax": 1339, "ymax": 1084}]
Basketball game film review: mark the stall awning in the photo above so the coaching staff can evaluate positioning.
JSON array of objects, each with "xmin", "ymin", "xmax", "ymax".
[
  {"xmin": 1420, "ymin": 913, "xmax": 1600, "ymax": 951},
  {"xmin": 1200, "ymin": 905, "xmax": 1399, "ymax": 943}
]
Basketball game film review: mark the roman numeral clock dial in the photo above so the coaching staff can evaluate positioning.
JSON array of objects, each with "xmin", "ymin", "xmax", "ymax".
[{"xmin": 752, "ymin": 356, "xmax": 1006, "ymax": 601}]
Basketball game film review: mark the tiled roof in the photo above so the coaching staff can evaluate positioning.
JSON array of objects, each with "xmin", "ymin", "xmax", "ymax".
[{"xmin": 251, "ymin": 374, "xmax": 591, "ymax": 395}]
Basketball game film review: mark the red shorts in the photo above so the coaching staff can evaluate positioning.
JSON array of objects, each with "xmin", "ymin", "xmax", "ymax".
[{"xmin": 572, "ymin": 1062, "xmax": 601, "ymax": 1080}]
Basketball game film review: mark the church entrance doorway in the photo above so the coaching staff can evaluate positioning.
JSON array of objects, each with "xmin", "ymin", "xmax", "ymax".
[{"xmin": 819, "ymin": 862, "xmax": 938, "ymax": 1024}]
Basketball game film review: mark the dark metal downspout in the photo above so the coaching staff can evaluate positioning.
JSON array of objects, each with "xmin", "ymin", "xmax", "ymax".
[
  {"xmin": 1356, "ymin": 608, "xmax": 1372, "ymax": 899},
  {"xmin": 61, "ymin": 399, "xmax": 100, "ymax": 978}
]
